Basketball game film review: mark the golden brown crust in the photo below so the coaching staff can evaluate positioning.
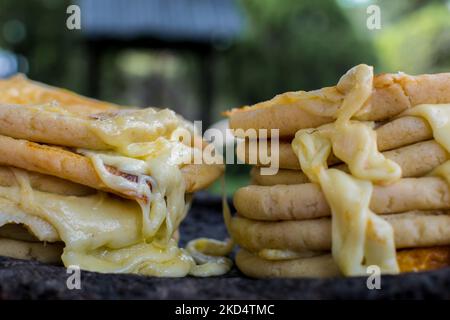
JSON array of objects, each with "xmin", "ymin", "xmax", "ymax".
[
  {"xmin": 234, "ymin": 177, "xmax": 450, "ymax": 221},
  {"xmin": 0, "ymin": 103, "xmax": 212, "ymax": 152},
  {"xmin": 230, "ymin": 212, "xmax": 450, "ymax": 253},
  {"xmin": 0, "ymin": 74, "xmax": 119, "ymax": 114},
  {"xmin": 397, "ymin": 246, "xmax": 450, "ymax": 273},
  {"xmin": 0, "ymin": 135, "xmax": 223, "ymax": 198},
  {"xmin": 236, "ymin": 246, "xmax": 450, "ymax": 278},
  {"xmin": 0, "ymin": 104, "xmax": 211, "ymax": 151},
  {"xmin": 0, "ymin": 105, "xmax": 111, "ymax": 150},
  {"xmin": 227, "ymin": 72, "xmax": 450, "ymax": 137}
]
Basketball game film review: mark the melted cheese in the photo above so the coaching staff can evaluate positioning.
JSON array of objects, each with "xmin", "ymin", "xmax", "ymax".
[
  {"xmin": 403, "ymin": 104, "xmax": 450, "ymax": 190},
  {"xmin": 0, "ymin": 168, "xmax": 232, "ymax": 277},
  {"xmin": 292, "ymin": 65, "xmax": 400, "ymax": 275},
  {"xmin": 0, "ymin": 106, "xmax": 231, "ymax": 277},
  {"xmin": 186, "ymin": 238, "xmax": 233, "ymax": 276},
  {"xmin": 80, "ymin": 108, "xmax": 196, "ymax": 242},
  {"xmin": 77, "ymin": 108, "xmax": 233, "ymax": 276},
  {"xmin": 183, "ymin": 174, "xmax": 236, "ymax": 276}
]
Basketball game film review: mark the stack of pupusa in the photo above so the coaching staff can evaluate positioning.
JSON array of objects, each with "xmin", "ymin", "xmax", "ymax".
[
  {"xmin": 226, "ymin": 64, "xmax": 450, "ymax": 278},
  {"xmin": 0, "ymin": 74, "xmax": 229, "ymax": 277}
]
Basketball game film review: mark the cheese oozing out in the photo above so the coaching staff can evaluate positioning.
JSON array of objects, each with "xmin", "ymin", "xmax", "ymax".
[
  {"xmin": 0, "ymin": 107, "xmax": 232, "ymax": 277},
  {"xmin": 84, "ymin": 109, "xmax": 232, "ymax": 276},
  {"xmin": 81, "ymin": 108, "xmax": 198, "ymax": 242},
  {"xmin": 292, "ymin": 65, "xmax": 400, "ymax": 276},
  {"xmin": 0, "ymin": 169, "xmax": 194, "ymax": 276}
]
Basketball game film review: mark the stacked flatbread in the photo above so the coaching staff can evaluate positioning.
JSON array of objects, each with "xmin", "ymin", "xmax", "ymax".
[
  {"xmin": 226, "ymin": 65, "xmax": 450, "ymax": 278},
  {"xmin": 0, "ymin": 75, "xmax": 230, "ymax": 277}
]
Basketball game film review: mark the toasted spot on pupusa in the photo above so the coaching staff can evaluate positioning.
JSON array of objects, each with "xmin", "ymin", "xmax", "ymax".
[{"xmin": 236, "ymin": 246, "xmax": 450, "ymax": 278}]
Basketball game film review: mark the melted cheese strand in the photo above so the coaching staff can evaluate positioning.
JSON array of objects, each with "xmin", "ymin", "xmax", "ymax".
[
  {"xmin": 186, "ymin": 238, "xmax": 233, "ymax": 277},
  {"xmin": 78, "ymin": 109, "xmax": 195, "ymax": 243},
  {"xmin": 292, "ymin": 64, "xmax": 400, "ymax": 276},
  {"xmin": 88, "ymin": 108, "xmax": 193, "ymax": 154},
  {"xmin": 183, "ymin": 174, "xmax": 236, "ymax": 276},
  {"xmin": 404, "ymin": 104, "xmax": 450, "ymax": 187},
  {"xmin": 185, "ymin": 174, "xmax": 235, "ymax": 276}
]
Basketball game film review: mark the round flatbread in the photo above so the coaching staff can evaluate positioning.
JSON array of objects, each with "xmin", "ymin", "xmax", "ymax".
[
  {"xmin": 230, "ymin": 211, "xmax": 450, "ymax": 253},
  {"xmin": 239, "ymin": 137, "xmax": 445, "ymax": 172},
  {"xmin": 0, "ymin": 238, "xmax": 63, "ymax": 264},
  {"xmin": 250, "ymin": 140, "xmax": 448, "ymax": 185},
  {"xmin": 0, "ymin": 135, "xmax": 224, "ymax": 198},
  {"xmin": 236, "ymin": 246, "xmax": 450, "ymax": 278},
  {"xmin": 227, "ymin": 72, "xmax": 450, "ymax": 137},
  {"xmin": 235, "ymin": 177, "xmax": 450, "ymax": 220},
  {"xmin": 0, "ymin": 74, "xmax": 119, "ymax": 114}
]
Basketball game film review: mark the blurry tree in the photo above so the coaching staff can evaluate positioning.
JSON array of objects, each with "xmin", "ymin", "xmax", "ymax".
[
  {"xmin": 374, "ymin": 1, "xmax": 450, "ymax": 74},
  {"xmin": 216, "ymin": 0, "xmax": 377, "ymax": 110},
  {"xmin": 337, "ymin": 0, "xmax": 449, "ymax": 74},
  {"xmin": 0, "ymin": 0, "xmax": 87, "ymax": 93},
  {"xmin": 211, "ymin": 0, "xmax": 379, "ymax": 193}
]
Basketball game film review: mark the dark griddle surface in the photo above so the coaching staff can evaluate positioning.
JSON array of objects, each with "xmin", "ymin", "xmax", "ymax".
[{"xmin": 0, "ymin": 193, "xmax": 449, "ymax": 299}]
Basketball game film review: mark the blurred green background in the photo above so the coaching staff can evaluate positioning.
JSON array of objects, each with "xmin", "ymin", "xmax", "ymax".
[{"xmin": 0, "ymin": 0, "xmax": 449, "ymax": 195}]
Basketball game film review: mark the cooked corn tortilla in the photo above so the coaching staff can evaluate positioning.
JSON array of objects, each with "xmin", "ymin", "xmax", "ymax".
[
  {"xmin": 0, "ymin": 165, "xmax": 94, "ymax": 196},
  {"xmin": 0, "ymin": 237, "xmax": 63, "ymax": 264},
  {"xmin": 0, "ymin": 135, "xmax": 224, "ymax": 198},
  {"xmin": 230, "ymin": 211, "xmax": 450, "ymax": 253},
  {"xmin": 235, "ymin": 177, "xmax": 450, "ymax": 220},
  {"xmin": 0, "ymin": 74, "xmax": 119, "ymax": 114},
  {"xmin": 239, "ymin": 117, "xmax": 436, "ymax": 170},
  {"xmin": 0, "ymin": 104, "xmax": 112, "ymax": 150},
  {"xmin": 236, "ymin": 246, "xmax": 450, "ymax": 278},
  {"xmin": 250, "ymin": 140, "xmax": 448, "ymax": 185},
  {"xmin": 0, "ymin": 102, "xmax": 213, "ymax": 153},
  {"xmin": 251, "ymin": 167, "xmax": 309, "ymax": 186},
  {"xmin": 227, "ymin": 72, "xmax": 450, "ymax": 137}
]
